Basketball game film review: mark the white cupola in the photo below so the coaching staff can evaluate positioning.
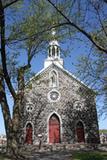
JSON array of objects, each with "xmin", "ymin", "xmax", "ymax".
[
  {"xmin": 48, "ymin": 40, "xmax": 60, "ymax": 58},
  {"xmin": 44, "ymin": 29, "xmax": 64, "ymax": 68}
]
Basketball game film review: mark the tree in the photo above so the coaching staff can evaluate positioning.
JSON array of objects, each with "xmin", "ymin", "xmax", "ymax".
[
  {"xmin": 75, "ymin": 51, "xmax": 107, "ymax": 113},
  {"xmin": 46, "ymin": 0, "xmax": 107, "ymax": 116},
  {"xmin": 46, "ymin": 0, "xmax": 107, "ymax": 54},
  {"xmin": 0, "ymin": 0, "xmax": 107, "ymax": 158},
  {"xmin": 0, "ymin": 0, "xmax": 69, "ymax": 159}
]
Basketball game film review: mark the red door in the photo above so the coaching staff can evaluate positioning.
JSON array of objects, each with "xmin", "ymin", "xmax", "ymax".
[
  {"xmin": 49, "ymin": 114, "xmax": 60, "ymax": 143},
  {"xmin": 76, "ymin": 121, "xmax": 85, "ymax": 143},
  {"xmin": 25, "ymin": 123, "xmax": 33, "ymax": 144}
]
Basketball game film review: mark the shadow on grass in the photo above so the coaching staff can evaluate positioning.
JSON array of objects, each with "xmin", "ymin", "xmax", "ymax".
[
  {"xmin": 72, "ymin": 151, "xmax": 107, "ymax": 160},
  {"xmin": 0, "ymin": 153, "xmax": 11, "ymax": 160}
]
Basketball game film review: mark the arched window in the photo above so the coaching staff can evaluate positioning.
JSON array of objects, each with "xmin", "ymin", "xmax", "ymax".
[
  {"xmin": 25, "ymin": 123, "xmax": 33, "ymax": 144},
  {"xmin": 52, "ymin": 46, "xmax": 55, "ymax": 57},
  {"xmin": 50, "ymin": 70, "xmax": 58, "ymax": 87},
  {"xmin": 76, "ymin": 121, "xmax": 85, "ymax": 143},
  {"xmin": 48, "ymin": 47, "xmax": 51, "ymax": 57},
  {"xmin": 57, "ymin": 47, "xmax": 59, "ymax": 56},
  {"xmin": 49, "ymin": 114, "xmax": 61, "ymax": 143}
]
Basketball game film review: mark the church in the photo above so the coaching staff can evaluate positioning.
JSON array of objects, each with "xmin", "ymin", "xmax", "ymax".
[{"xmin": 20, "ymin": 31, "xmax": 100, "ymax": 146}]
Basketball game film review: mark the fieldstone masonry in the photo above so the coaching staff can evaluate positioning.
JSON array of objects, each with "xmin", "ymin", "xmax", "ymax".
[
  {"xmin": 19, "ymin": 64, "xmax": 100, "ymax": 146},
  {"xmin": 19, "ymin": 36, "xmax": 100, "ymax": 149}
]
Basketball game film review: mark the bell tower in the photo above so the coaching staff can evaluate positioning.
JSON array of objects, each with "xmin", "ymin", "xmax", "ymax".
[{"xmin": 44, "ymin": 29, "xmax": 64, "ymax": 68}]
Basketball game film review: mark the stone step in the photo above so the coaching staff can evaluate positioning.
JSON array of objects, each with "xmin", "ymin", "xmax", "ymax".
[{"xmin": 19, "ymin": 143, "xmax": 98, "ymax": 155}]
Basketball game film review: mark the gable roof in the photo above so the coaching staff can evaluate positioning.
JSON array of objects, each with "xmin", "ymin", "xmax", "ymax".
[{"xmin": 27, "ymin": 63, "xmax": 95, "ymax": 93}]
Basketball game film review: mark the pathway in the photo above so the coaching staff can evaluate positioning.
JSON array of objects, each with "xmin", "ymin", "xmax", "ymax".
[{"xmin": 30, "ymin": 151, "xmax": 72, "ymax": 160}]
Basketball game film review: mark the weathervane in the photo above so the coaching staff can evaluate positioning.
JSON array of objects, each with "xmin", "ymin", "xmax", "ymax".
[
  {"xmin": 51, "ymin": 28, "xmax": 56, "ymax": 39},
  {"xmin": 52, "ymin": 28, "xmax": 56, "ymax": 36}
]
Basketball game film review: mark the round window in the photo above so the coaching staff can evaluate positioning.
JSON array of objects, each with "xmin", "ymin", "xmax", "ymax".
[{"xmin": 48, "ymin": 90, "xmax": 60, "ymax": 102}]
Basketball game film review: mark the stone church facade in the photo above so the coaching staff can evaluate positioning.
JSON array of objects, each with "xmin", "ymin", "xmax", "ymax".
[{"xmin": 20, "ymin": 33, "xmax": 100, "ymax": 146}]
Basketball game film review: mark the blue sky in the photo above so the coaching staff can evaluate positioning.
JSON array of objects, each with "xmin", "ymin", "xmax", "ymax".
[
  {"xmin": 0, "ymin": 37, "xmax": 107, "ymax": 134},
  {"xmin": 0, "ymin": 0, "xmax": 107, "ymax": 135}
]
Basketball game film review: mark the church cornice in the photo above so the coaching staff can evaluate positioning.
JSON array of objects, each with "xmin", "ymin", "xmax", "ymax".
[{"xmin": 26, "ymin": 63, "xmax": 96, "ymax": 94}]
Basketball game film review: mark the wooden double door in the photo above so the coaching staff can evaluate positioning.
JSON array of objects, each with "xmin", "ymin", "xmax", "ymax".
[{"xmin": 49, "ymin": 114, "xmax": 60, "ymax": 143}]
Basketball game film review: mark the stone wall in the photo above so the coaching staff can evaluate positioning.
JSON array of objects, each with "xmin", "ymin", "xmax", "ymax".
[{"xmin": 19, "ymin": 64, "xmax": 100, "ymax": 145}]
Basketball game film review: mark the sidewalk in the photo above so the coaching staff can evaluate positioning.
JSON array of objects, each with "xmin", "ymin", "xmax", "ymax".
[{"xmin": 30, "ymin": 151, "xmax": 72, "ymax": 160}]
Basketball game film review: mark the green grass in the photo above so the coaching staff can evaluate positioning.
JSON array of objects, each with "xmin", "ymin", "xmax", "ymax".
[
  {"xmin": 1, "ymin": 151, "xmax": 107, "ymax": 160},
  {"xmin": 0, "ymin": 153, "xmax": 11, "ymax": 160},
  {"xmin": 99, "ymin": 129, "xmax": 107, "ymax": 134},
  {"xmin": 72, "ymin": 151, "xmax": 107, "ymax": 160}
]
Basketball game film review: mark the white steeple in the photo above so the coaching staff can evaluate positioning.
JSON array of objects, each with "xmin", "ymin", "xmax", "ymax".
[{"xmin": 44, "ymin": 29, "xmax": 64, "ymax": 68}]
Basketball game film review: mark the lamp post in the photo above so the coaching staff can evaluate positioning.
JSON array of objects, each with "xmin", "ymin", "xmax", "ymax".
[{"xmin": 38, "ymin": 134, "xmax": 42, "ymax": 150}]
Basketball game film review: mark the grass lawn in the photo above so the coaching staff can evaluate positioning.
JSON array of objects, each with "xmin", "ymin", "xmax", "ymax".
[
  {"xmin": 0, "ymin": 153, "xmax": 11, "ymax": 160},
  {"xmin": 0, "ymin": 151, "xmax": 107, "ymax": 160},
  {"xmin": 72, "ymin": 151, "xmax": 107, "ymax": 160}
]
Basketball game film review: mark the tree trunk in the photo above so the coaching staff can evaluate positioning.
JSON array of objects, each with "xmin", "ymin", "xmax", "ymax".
[
  {"xmin": 0, "ymin": 77, "xmax": 16, "ymax": 156},
  {"xmin": 0, "ymin": 75, "xmax": 25, "ymax": 159},
  {"xmin": 0, "ymin": 1, "xmax": 29, "ymax": 159}
]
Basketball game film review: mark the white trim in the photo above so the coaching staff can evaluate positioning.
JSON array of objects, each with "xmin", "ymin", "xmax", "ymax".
[
  {"xmin": 61, "ymin": 67, "xmax": 93, "ymax": 91},
  {"xmin": 47, "ymin": 111, "xmax": 62, "ymax": 144},
  {"xmin": 24, "ymin": 121, "xmax": 34, "ymax": 145},
  {"xmin": 25, "ymin": 63, "xmax": 94, "ymax": 92},
  {"xmin": 75, "ymin": 120, "xmax": 86, "ymax": 143},
  {"xmin": 25, "ymin": 67, "xmax": 46, "ymax": 86},
  {"xmin": 49, "ymin": 69, "xmax": 59, "ymax": 88}
]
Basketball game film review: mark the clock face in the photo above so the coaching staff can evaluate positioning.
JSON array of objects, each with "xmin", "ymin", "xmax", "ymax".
[{"xmin": 48, "ymin": 90, "xmax": 60, "ymax": 102}]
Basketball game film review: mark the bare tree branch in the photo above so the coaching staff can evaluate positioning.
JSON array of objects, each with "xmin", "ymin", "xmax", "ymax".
[
  {"xmin": 6, "ymin": 22, "xmax": 69, "ymax": 44},
  {"xmin": 3, "ymin": 0, "xmax": 20, "ymax": 9},
  {"xmin": 104, "ymin": 0, "xmax": 107, "ymax": 3},
  {"xmin": 96, "ymin": 9, "xmax": 107, "ymax": 37},
  {"xmin": 47, "ymin": 0, "xmax": 107, "ymax": 54},
  {"xmin": 0, "ymin": 0, "xmax": 17, "ymax": 99}
]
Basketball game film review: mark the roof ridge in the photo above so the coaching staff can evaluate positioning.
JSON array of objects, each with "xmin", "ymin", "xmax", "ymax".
[{"xmin": 26, "ymin": 63, "xmax": 95, "ymax": 92}]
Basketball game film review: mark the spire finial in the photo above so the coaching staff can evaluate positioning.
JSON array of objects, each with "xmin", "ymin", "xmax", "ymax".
[{"xmin": 51, "ymin": 28, "xmax": 56, "ymax": 37}]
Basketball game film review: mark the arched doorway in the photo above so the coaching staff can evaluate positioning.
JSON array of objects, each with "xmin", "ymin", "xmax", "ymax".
[
  {"xmin": 76, "ymin": 121, "xmax": 85, "ymax": 143},
  {"xmin": 49, "ymin": 114, "xmax": 60, "ymax": 143},
  {"xmin": 25, "ymin": 123, "xmax": 33, "ymax": 144}
]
